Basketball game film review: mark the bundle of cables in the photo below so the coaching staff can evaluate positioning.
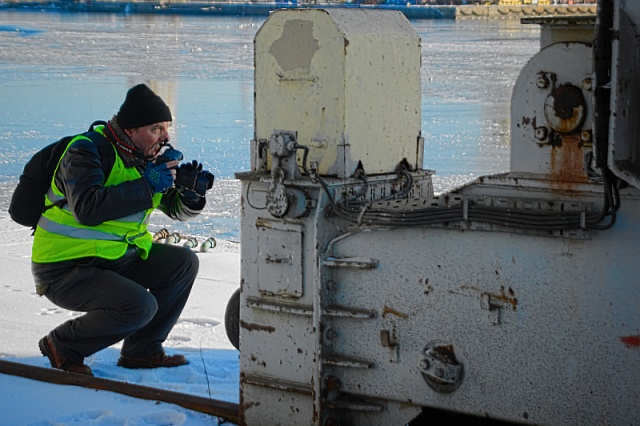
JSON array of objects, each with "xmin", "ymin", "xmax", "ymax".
[
  {"xmin": 313, "ymin": 154, "xmax": 620, "ymax": 232},
  {"xmin": 250, "ymin": 140, "xmax": 620, "ymax": 232}
]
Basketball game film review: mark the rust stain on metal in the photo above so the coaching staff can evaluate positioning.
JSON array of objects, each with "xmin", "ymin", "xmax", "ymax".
[
  {"xmin": 489, "ymin": 286, "xmax": 518, "ymax": 310},
  {"xmin": 255, "ymin": 218, "xmax": 275, "ymax": 229},
  {"xmin": 548, "ymin": 85, "xmax": 586, "ymax": 133},
  {"xmin": 458, "ymin": 285, "xmax": 517, "ymax": 310},
  {"xmin": 383, "ymin": 306, "xmax": 409, "ymax": 319},
  {"xmin": 431, "ymin": 344, "xmax": 458, "ymax": 364},
  {"xmin": 620, "ymin": 335, "xmax": 640, "ymax": 348},
  {"xmin": 240, "ymin": 320, "xmax": 276, "ymax": 333},
  {"xmin": 324, "ymin": 375, "xmax": 341, "ymax": 391},
  {"xmin": 549, "ymin": 133, "xmax": 589, "ymax": 192},
  {"xmin": 541, "ymin": 83, "xmax": 590, "ymax": 192}
]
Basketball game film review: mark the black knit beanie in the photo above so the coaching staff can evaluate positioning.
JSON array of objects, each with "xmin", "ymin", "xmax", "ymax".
[{"xmin": 116, "ymin": 84, "xmax": 172, "ymax": 129}]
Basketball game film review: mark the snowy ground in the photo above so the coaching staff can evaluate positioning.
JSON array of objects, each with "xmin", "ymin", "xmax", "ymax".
[{"xmin": 0, "ymin": 208, "xmax": 242, "ymax": 426}]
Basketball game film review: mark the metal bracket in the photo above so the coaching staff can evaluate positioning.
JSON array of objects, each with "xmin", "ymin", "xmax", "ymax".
[
  {"xmin": 265, "ymin": 131, "xmax": 309, "ymax": 219},
  {"xmin": 418, "ymin": 341, "xmax": 463, "ymax": 393},
  {"xmin": 269, "ymin": 130, "xmax": 299, "ymax": 180},
  {"xmin": 266, "ymin": 167, "xmax": 289, "ymax": 218}
]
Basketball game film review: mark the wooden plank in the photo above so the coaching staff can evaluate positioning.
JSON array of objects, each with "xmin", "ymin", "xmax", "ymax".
[{"xmin": 0, "ymin": 359, "xmax": 239, "ymax": 423}]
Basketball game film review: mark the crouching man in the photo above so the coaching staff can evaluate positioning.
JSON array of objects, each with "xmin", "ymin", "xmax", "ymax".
[{"xmin": 33, "ymin": 84, "xmax": 212, "ymax": 376}]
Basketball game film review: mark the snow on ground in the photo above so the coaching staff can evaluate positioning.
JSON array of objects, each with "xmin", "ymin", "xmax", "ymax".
[{"xmin": 0, "ymin": 209, "xmax": 241, "ymax": 426}]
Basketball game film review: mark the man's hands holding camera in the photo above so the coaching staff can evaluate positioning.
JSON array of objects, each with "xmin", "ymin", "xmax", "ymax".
[{"xmin": 145, "ymin": 146, "xmax": 214, "ymax": 198}]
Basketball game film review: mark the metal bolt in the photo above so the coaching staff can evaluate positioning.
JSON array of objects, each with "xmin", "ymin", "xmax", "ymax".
[
  {"xmin": 581, "ymin": 130, "xmax": 592, "ymax": 143},
  {"xmin": 582, "ymin": 78, "xmax": 592, "ymax": 91},
  {"xmin": 535, "ymin": 126, "xmax": 549, "ymax": 141},
  {"xmin": 553, "ymin": 132, "xmax": 563, "ymax": 145},
  {"xmin": 536, "ymin": 73, "xmax": 549, "ymax": 89},
  {"xmin": 324, "ymin": 375, "xmax": 341, "ymax": 391},
  {"xmin": 419, "ymin": 359, "xmax": 430, "ymax": 370}
]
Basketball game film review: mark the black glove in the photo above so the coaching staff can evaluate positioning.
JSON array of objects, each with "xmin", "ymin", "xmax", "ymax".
[
  {"xmin": 175, "ymin": 160, "xmax": 214, "ymax": 197},
  {"xmin": 144, "ymin": 162, "xmax": 173, "ymax": 194}
]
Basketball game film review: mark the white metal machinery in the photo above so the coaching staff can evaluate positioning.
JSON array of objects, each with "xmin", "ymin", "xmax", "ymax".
[
  {"xmin": 252, "ymin": 8, "xmax": 423, "ymax": 179},
  {"xmin": 234, "ymin": 2, "xmax": 640, "ymax": 425}
]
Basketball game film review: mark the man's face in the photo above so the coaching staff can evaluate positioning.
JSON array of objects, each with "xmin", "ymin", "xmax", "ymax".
[{"xmin": 124, "ymin": 121, "xmax": 171, "ymax": 159}]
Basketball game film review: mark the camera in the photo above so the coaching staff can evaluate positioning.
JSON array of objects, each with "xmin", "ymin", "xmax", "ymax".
[
  {"xmin": 156, "ymin": 145, "xmax": 184, "ymax": 164},
  {"xmin": 156, "ymin": 144, "xmax": 214, "ymax": 196}
]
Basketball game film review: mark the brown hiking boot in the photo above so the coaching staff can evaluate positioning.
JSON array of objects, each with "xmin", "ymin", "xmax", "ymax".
[
  {"xmin": 38, "ymin": 336, "xmax": 93, "ymax": 376},
  {"xmin": 117, "ymin": 352, "xmax": 189, "ymax": 369}
]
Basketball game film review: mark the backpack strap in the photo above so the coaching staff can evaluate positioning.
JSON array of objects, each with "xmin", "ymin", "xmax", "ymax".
[
  {"xmin": 85, "ymin": 135, "xmax": 115, "ymax": 182},
  {"xmin": 87, "ymin": 120, "xmax": 115, "ymax": 181},
  {"xmin": 47, "ymin": 122, "xmax": 116, "ymax": 212}
]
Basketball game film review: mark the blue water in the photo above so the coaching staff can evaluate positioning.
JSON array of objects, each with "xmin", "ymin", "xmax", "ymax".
[{"xmin": 0, "ymin": 11, "xmax": 540, "ymax": 241}]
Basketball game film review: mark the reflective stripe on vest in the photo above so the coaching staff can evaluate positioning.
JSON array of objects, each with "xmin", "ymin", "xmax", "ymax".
[
  {"xmin": 37, "ymin": 215, "xmax": 124, "ymax": 242},
  {"xmin": 47, "ymin": 190, "xmax": 65, "ymax": 205}
]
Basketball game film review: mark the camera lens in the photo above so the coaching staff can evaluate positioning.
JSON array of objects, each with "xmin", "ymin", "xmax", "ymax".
[{"xmin": 194, "ymin": 171, "xmax": 215, "ymax": 195}]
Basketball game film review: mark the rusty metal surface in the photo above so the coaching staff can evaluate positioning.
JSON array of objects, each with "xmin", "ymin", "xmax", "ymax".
[
  {"xmin": 543, "ymin": 84, "xmax": 586, "ymax": 134},
  {"xmin": 239, "ymin": 163, "xmax": 640, "ymax": 425},
  {"xmin": 510, "ymin": 42, "xmax": 593, "ymax": 186},
  {"xmin": 323, "ymin": 190, "xmax": 640, "ymax": 424},
  {"xmin": 237, "ymin": 3, "xmax": 640, "ymax": 424},
  {"xmin": 608, "ymin": 2, "xmax": 640, "ymax": 189}
]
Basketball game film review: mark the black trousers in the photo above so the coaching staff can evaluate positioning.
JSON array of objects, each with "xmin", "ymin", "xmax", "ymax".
[{"xmin": 32, "ymin": 243, "xmax": 198, "ymax": 364}]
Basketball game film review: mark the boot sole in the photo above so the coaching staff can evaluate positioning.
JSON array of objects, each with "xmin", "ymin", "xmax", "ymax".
[{"xmin": 38, "ymin": 337, "xmax": 93, "ymax": 376}]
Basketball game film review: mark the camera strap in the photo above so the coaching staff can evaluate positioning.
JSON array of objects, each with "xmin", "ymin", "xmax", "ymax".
[{"xmin": 105, "ymin": 121, "xmax": 147, "ymax": 160}]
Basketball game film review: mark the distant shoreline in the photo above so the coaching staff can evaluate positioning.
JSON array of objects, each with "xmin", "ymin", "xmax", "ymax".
[
  {"xmin": 456, "ymin": 3, "xmax": 597, "ymax": 19},
  {"xmin": 0, "ymin": 1, "xmax": 597, "ymax": 20}
]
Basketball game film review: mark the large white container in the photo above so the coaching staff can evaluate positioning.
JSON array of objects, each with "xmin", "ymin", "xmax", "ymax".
[{"xmin": 254, "ymin": 8, "xmax": 422, "ymax": 178}]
